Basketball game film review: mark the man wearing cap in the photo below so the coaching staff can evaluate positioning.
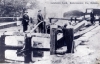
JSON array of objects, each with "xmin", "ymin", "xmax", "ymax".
[
  {"xmin": 22, "ymin": 11, "xmax": 29, "ymax": 32},
  {"xmin": 90, "ymin": 11, "xmax": 95, "ymax": 25},
  {"xmin": 37, "ymin": 10, "xmax": 44, "ymax": 33}
]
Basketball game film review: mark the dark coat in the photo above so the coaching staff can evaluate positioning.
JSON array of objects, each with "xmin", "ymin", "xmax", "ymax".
[
  {"xmin": 22, "ymin": 14, "xmax": 29, "ymax": 26},
  {"xmin": 37, "ymin": 14, "xmax": 44, "ymax": 22},
  {"xmin": 37, "ymin": 14, "xmax": 44, "ymax": 28},
  {"xmin": 90, "ymin": 12, "xmax": 95, "ymax": 20}
]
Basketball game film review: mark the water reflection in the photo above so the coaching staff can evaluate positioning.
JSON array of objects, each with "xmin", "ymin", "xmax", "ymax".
[
  {"xmin": 1, "ymin": 36, "xmax": 50, "ymax": 63},
  {"xmin": 5, "ymin": 49, "xmax": 44, "ymax": 63}
]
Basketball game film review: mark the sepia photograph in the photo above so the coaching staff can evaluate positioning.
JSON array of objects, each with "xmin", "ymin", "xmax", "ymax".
[{"xmin": 0, "ymin": 0, "xmax": 100, "ymax": 64}]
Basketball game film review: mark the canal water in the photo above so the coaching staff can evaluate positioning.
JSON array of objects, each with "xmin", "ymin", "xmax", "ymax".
[
  {"xmin": 0, "ymin": 32, "xmax": 65, "ymax": 63},
  {"xmin": 5, "ymin": 50, "xmax": 50, "ymax": 63},
  {"xmin": 3, "ymin": 36, "xmax": 50, "ymax": 63}
]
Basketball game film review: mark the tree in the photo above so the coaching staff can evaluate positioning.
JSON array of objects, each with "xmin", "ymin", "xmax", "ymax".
[{"xmin": 0, "ymin": 0, "xmax": 40, "ymax": 17}]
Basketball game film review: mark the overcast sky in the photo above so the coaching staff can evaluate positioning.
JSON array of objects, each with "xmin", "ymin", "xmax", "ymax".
[{"xmin": 27, "ymin": 0, "xmax": 100, "ymax": 18}]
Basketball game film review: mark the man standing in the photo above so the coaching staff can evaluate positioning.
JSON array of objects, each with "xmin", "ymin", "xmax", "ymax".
[
  {"xmin": 37, "ymin": 10, "xmax": 44, "ymax": 33},
  {"xmin": 90, "ymin": 11, "xmax": 95, "ymax": 25},
  {"xmin": 22, "ymin": 11, "xmax": 29, "ymax": 32}
]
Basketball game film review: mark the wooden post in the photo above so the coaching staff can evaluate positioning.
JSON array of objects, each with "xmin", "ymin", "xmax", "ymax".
[
  {"xmin": 75, "ymin": 17, "xmax": 77, "ymax": 23},
  {"xmin": 65, "ymin": 28, "xmax": 74, "ymax": 53},
  {"xmin": 69, "ymin": 28, "xmax": 74, "ymax": 53},
  {"xmin": 49, "ymin": 18, "xmax": 52, "ymax": 23},
  {"xmin": 71, "ymin": 17, "xmax": 73, "ymax": 22},
  {"xmin": 50, "ymin": 28, "xmax": 57, "ymax": 55},
  {"xmin": 0, "ymin": 35, "xmax": 5, "ymax": 63},
  {"xmin": 24, "ymin": 35, "xmax": 32, "ymax": 63},
  {"xmin": 44, "ymin": 7, "xmax": 46, "ymax": 19},
  {"xmin": 43, "ymin": 21, "xmax": 46, "ymax": 33}
]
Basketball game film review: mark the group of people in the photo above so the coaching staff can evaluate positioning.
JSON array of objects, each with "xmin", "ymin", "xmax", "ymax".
[{"xmin": 22, "ymin": 10, "xmax": 44, "ymax": 33}]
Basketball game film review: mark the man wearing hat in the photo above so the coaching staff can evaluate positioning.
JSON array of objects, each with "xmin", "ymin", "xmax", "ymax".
[
  {"xmin": 22, "ymin": 11, "xmax": 29, "ymax": 32},
  {"xmin": 37, "ymin": 10, "xmax": 44, "ymax": 33},
  {"xmin": 90, "ymin": 11, "xmax": 95, "ymax": 25}
]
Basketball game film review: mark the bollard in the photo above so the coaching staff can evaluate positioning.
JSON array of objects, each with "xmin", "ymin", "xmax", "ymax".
[
  {"xmin": 50, "ymin": 28, "xmax": 57, "ymax": 55},
  {"xmin": 0, "ymin": 35, "xmax": 5, "ymax": 63}
]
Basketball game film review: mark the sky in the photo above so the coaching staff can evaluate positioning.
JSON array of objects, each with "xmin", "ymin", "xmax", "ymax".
[{"xmin": 27, "ymin": 0, "xmax": 100, "ymax": 18}]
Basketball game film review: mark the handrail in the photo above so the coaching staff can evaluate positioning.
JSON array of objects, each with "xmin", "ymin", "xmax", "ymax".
[{"xmin": 0, "ymin": 17, "xmax": 22, "ymax": 18}]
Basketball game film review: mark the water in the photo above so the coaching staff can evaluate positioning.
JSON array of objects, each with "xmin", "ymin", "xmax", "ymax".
[
  {"xmin": 0, "ymin": 36, "xmax": 50, "ymax": 63},
  {"xmin": 4, "ymin": 49, "xmax": 50, "ymax": 63}
]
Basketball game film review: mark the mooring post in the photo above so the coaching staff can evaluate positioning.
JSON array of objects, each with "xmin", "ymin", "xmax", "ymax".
[
  {"xmin": 0, "ymin": 35, "xmax": 5, "ymax": 63},
  {"xmin": 50, "ymin": 28, "xmax": 57, "ymax": 55}
]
